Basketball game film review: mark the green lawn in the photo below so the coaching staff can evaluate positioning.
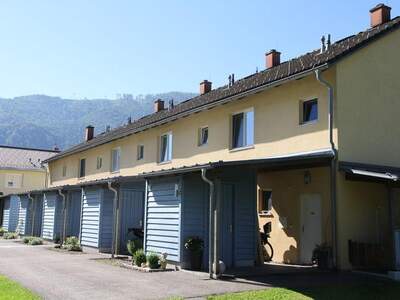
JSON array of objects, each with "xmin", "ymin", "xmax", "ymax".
[
  {"xmin": 207, "ymin": 281, "xmax": 400, "ymax": 300},
  {"xmin": 0, "ymin": 275, "xmax": 40, "ymax": 300}
]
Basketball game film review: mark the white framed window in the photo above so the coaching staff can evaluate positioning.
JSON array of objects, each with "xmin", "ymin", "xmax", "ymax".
[
  {"xmin": 62, "ymin": 165, "xmax": 67, "ymax": 177},
  {"xmin": 137, "ymin": 145, "xmax": 144, "ymax": 160},
  {"xmin": 111, "ymin": 148, "xmax": 121, "ymax": 172},
  {"xmin": 79, "ymin": 158, "xmax": 86, "ymax": 178},
  {"xmin": 231, "ymin": 108, "xmax": 254, "ymax": 149},
  {"xmin": 198, "ymin": 126, "xmax": 208, "ymax": 146},
  {"xmin": 96, "ymin": 157, "xmax": 102, "ymax": 170},
  {"xmin": 300, "ymin": 98, "xmax": 318, "ymax": 124},
  {"xmin": 159, "ymin": 132, "xmax": 172, "ymax": 163},
  {"xmin": 5, "ymin": 174, "xmax": 23, "ymax": 189}
]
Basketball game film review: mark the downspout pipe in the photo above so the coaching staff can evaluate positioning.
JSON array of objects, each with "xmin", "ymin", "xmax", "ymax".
[
  {"xmin": 201, "ymin": 168, "xmax": 215, "ymax": 279},
  {"xmin": 28, "ymin": 193, "xmax": 35, "ymax": 236},
  {"xmin": 58, "ymin": 189, "xmax": 67, "ymax": 244},
  {"xmin": 315, "ymin": 69, "xmax": 337, "ymax": 269},
  {"xmin": 108, "ymin": 181, "xmax": 119, "ymax": 258}
]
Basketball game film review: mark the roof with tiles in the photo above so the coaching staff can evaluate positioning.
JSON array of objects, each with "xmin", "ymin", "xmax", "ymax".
[
  {"xmin": 0, "ymin": 145, "xmax": 59, "ymax": 170},
  {"xmin": 46, "ymin": 16, "xmax": 400, "ymax": 163}
]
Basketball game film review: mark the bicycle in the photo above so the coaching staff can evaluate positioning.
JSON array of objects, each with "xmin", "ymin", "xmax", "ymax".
[{"xmin": 260, "ymin": 222, "xmax": 274, "ymax": 262}]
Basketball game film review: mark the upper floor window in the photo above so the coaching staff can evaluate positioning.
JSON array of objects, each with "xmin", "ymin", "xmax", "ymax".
[
  {"xmin": 231, "ymin": 109, "xmax": 254, "ymax": 149},
  {"xmin": 301, "ymin": 99, "xmax": 318, "ymax": 124},
  {"xmin": 159, "ymin": 132, "xmax": 172, "ymax": 163},
  {"xmin": 96, "ymin": 157, "xmax": 102, "ymax": 170},
  {"xmin": 111, "ymin": 148, "xmax": 120, "ymax": 172},
  {"xmin": 5, "ymin": 174, "xmax": 22, "ymax": 189},
  {"xmin": 137, "ymin": 145, "xmax": 144, "ymax": 160},
  {"xmin": 62, "ymin": 165, "xmax": 67, "ymax": 177},
  {"xmin": 198, "ymin": 126, "xmax": 208, "ymax": 146},
  {"xmin": 79, "ymin": 158, "xmax": 86, "ymax": 178}
]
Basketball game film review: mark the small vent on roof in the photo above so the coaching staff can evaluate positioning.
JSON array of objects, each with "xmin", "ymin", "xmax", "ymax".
[
  {"xmin": 320, "ymin": 34, "xmax": 331, "ymax": 53},
  {"xmin": 168, "ymin": 99, "xmax": 174, "ymax": 110},
  {"xmin": 106, "ymin": 125, "xmax": 111, "ymax": 132},
  {"xmin": 228, "ymin": 73, "xmax": 235, "ymax": 87}
]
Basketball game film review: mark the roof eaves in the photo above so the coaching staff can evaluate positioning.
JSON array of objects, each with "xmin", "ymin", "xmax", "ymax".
[{"xmin": 46, "ymin": 64, "xmax": 328, "ymax": 163}]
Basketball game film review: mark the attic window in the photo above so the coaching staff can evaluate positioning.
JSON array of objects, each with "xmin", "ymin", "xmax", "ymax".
[
  {"xmin": 137, "ymin": 145, "xmax": 144, "ymax": 160},
  {"xmin": 96, "ymin": 157, "xmax": 102, "ymax": 170},
  {"xmin": 301, "ymin": 99, "xmax": 318, "ymax": 124},
  {"xmin": 198, "ymin": 126, "xmax": 208, "ymax": 146},
  {"xmin": 79, "ymin": 158, "xmax": 86, "ymax": 178},
  {"xmin": 159, "ymin": 132, "xmax": 172, "ymax": 163},
  {"xmin": 231, "ymin": 109, "xmax": 254, "ymax": 149},
  {"xmin": 111, "ymin": 148, "xmax": 121, "ymax": 172}
]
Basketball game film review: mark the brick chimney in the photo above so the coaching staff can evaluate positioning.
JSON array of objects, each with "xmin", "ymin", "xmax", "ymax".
[
  {"xmin": 154, "ymin": 99, "xmax": 164, "ymax": 113},
  {"xmin": 85, "ymin": 125, "xmax": 94, "ymax": 142},
  {"xmin": 370, "ymin": 4, "xmax": 391, "ymax": 27},
  {"xmin": 265, "ymin": 49, "xmax": 281, "ymax": 69},
  {"xmin": 200, "ymin": 80, "xmax": 212, "ymax": 95}
]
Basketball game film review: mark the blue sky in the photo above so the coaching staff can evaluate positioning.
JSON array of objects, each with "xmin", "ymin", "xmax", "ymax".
[{"xmin": 0, "ymin": 0, "xmax": 397, "ymax": 99}]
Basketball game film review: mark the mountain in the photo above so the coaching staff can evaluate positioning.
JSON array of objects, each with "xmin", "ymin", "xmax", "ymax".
[{"xmin": 0, "ymin": 92, "xmax": 196, "ymax": 150}]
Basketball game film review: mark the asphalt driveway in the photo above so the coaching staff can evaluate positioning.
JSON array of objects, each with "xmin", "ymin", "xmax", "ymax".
[
  {"xmin": 0, "ymin": 239, "xmax": 385, "ymax": 300},
  {"xmin": 0, "ymin": 239, "xmax": 267, "ymax": 299}
]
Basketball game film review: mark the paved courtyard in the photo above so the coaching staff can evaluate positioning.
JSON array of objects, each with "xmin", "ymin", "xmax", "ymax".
[{"xmin": 0, "ymin": 239, "xmax": 384, "ymax": 299}]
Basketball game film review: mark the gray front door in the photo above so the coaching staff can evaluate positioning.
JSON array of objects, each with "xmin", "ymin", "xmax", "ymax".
[
  {"xmin": 220, "ymin": 183, "xmax": 234, "ymax": 268},
  {"xmin": 119, "ymin": 189, "xmax": 145, "ymax": 253}
]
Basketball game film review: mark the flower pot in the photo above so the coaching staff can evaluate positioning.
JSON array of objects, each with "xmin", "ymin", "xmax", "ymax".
[
  {"xmin": 189, "ymin": 250, "xmax": 203, "ymax": 271},
  {"xmin": 317, "ymin": 250, "xmax": 330, "ymax": 270}
]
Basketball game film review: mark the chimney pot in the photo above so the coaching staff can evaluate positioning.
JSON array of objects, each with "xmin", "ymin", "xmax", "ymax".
[
  {"xmin": 265, "ymin": 49, "xmax": 281, "ymax": 69},
  {"xmin": 200, "ymin": 80, "xmax": 212, "ymax": 95},
  {"xmin": 370, "ymin": 3, "xmax": 391, "ymax": 27},
  {"xmin": 85, "ymin": 125, "xmax": 94, "ymax": 142},
  {"xmin": 154, "ymin": 99, "xmax": 164, "ymax": 113}
]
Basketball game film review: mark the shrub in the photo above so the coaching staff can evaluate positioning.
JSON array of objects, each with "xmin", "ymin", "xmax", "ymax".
[
  {"xmin": 127, "ymin": 239, "xmax": 143, "ymax": 256},
  {"xmin": 63, "ymin": 236, "xmax": 82, "ymax": 251},
  {"xmin": 29, "ymin": 237, "xmax": 43, "ymax": 246},
  {"xmin": 3, "ymin": 232, "xmax": 18, "ymax": 239},
  {"xmin": 146, "ymin": 252, "xmax": 160, "ymax": 269},
  {"xmin": 133, "ymin": 249, "xmax": 146, "ymax": 267},
  {"xmin": 0, "ymin": 227, "xmax": 5, "ymax": 236},
  {"xmin": 22, "ymin": 236, "xmax": 34, "ymax": 244}
]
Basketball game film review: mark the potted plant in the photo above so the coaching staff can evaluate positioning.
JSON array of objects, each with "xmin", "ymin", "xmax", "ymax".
[
  {"xmin": 184, "ymin": 236, "xmax": 204, "ymax": 271},
  {"xmin": 146, "ymin": 252, "xmax": 160, "ymax": 269},
  {"xmin": 312, "ymin": 243, "xmax": 332, "ymax": 269}
]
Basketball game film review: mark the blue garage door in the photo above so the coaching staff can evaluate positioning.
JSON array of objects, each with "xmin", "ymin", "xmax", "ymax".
[
  {"xmin": 81, "ymin": 189, "xmax": 101, "ymax": 248},
  {"xmin": 67, "ymin": 190, "xmax": 82, "ymax": 238},
  {"xmin": 42, "ymin": 193, "xmax": 56, "ymax": 239},
  {"xmin": 145, "ymin": 178, "xmax": 181, "ymax": 262},
  {"xmin": 5, "ymin": 196, "xmax": 20, "ymax": 232},
  {"xmin": 18, "ymin": 196, "xmax": 32, "ymax": 235},
  {"xmin": 2, "ymin": 198, "xmax": 10, "ymax": 231},
  {"xmin": 33, "ymin": 195, "xmax": 43, "ymax": 237}
]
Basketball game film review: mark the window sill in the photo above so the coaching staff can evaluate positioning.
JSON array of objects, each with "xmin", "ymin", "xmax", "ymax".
[
  {"xmin": 158, "ymin": 160, "xmax": 172, "ymax": 165},
  {"xmin": 110, "ymin": 170, "xmax": 120, "ymax": 174},
  {"xmin": 258, "ymin": 212, "xmax": 273, "ymax": 218},
  {"xmin": 229, "ymin": 145, "xmax": 254, "ymax": 153},
  {"xmin": 300, "ymin": 120, "xmax": 318, "ymax": 126}
]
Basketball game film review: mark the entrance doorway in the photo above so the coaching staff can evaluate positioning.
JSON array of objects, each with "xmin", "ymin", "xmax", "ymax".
[{"xmin": 300, "ymin": 194, "xmax": 322, "ymax": 264}]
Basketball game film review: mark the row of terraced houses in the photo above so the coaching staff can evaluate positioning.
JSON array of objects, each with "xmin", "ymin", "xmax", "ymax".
[{"xmin": 1, "ymin": 3, "xmax": 400, "ymax": 279}]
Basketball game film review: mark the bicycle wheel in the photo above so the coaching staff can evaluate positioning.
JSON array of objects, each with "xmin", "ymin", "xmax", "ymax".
[{"xmin": 263, "ymin": 241, "xmax": 274, "ymax": 262}]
